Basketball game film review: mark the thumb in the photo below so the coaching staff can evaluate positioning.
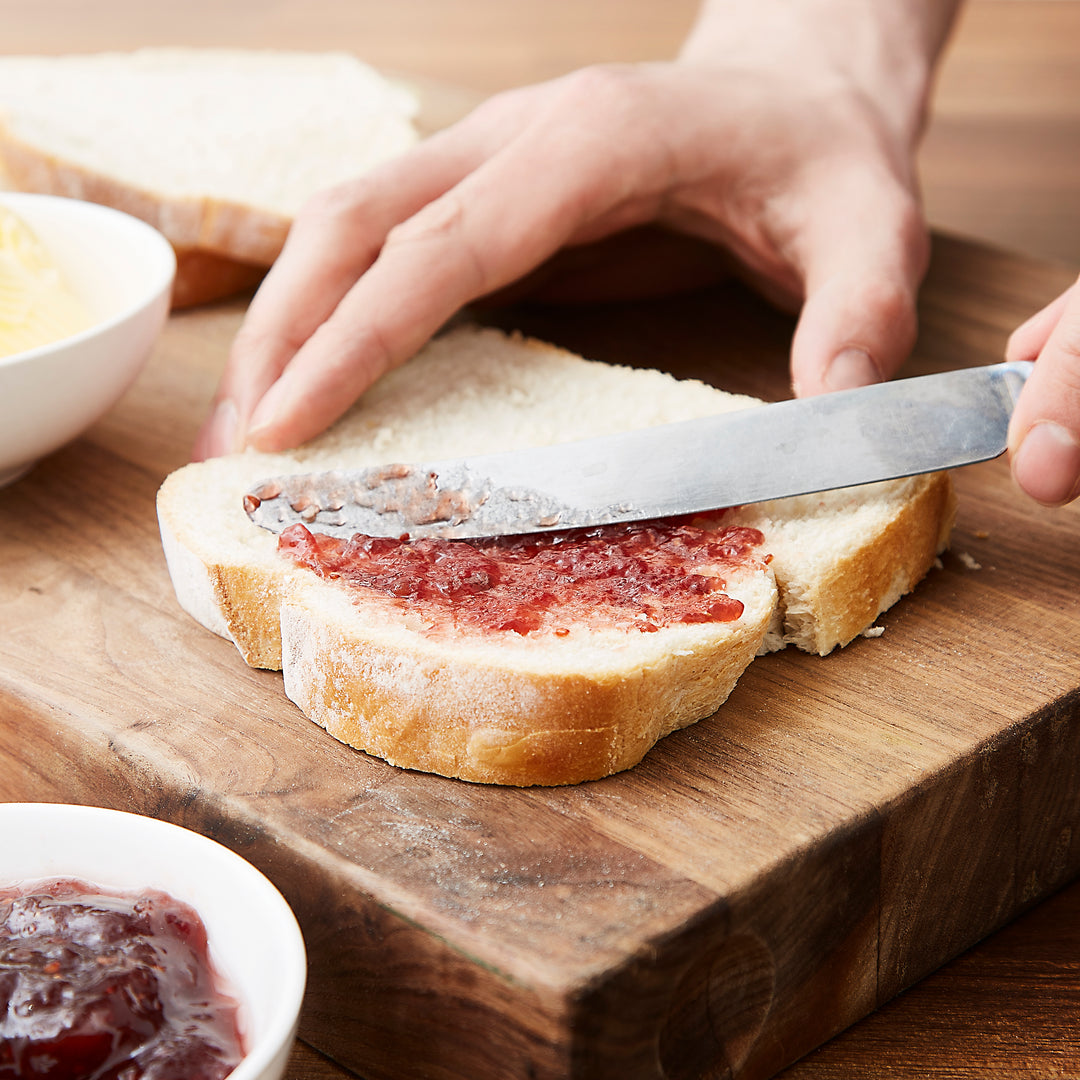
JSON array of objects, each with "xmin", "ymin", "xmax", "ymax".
[
  {"xmin": 788, "ymin": 175, "xmax": 928, "ymax": 398},
  {"xmin": 1006, "ymin": 275, "xmax": 1080, "ymax": 506}
]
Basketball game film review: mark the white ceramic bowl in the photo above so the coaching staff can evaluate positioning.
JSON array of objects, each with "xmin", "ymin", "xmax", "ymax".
[
  {"xmin": 0, "ymin": 802, "xmax": 307, "ymax": 1080},
  {"xmin": 0, "ymin": 192, "xmax": 176, "ymax": 488}
]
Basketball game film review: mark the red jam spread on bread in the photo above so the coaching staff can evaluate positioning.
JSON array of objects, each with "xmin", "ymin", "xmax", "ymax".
[
  {"xmin": 0, "ymin": 878, "xmax": 244, "ymax": 1080},
  {"xmin": 280, "ymin": 517, "xmax": 767, "ymax": 635}
]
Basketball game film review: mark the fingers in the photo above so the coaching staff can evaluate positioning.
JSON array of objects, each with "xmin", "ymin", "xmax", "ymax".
[
  {"xmin": 240, "ymin": 69, "xmax": 670, "ymax": 452},
  {"xmin": 1007, "ymin": 275, "xmax": 1080, "ymax": 506},
  {"xmin": 191, "ymin": 183, "xmax": 391, "ymax": 461},
  {"xmin": 191, "ymin": 165, "xmax": 465, "ymax": 460},
  {"xmin": 1005, "ymin": 282, "xmax": 1077, "ymax": 365},
  {"xmin": 192, "ymin": 90, "xmax": 539, "ymax": 459},
  {"xmin": 788, "ymin": 163, "xmax": 928, "ymax": 399}
]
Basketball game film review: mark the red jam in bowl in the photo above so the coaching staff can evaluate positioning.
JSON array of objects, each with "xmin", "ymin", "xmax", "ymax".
[
  {"xmin": 0, "ymin": 878, "xmax": 244, "ymax": 1080},
  {"xmin": 280, "ymin": 516, "xmax": 768, "ymax": 635}
]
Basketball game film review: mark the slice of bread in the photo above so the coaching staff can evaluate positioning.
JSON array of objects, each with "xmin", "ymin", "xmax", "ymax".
[
  {"xmin": 727, "ymin": 477, "xmax": 955, "ymax": 656},
  {"xmin": 157, "ymin": 326, "xmax": 955, "ymax": 785},
  {"xmin": 0, "ymin": 48, "xmax": 420, "ymax": 307}
]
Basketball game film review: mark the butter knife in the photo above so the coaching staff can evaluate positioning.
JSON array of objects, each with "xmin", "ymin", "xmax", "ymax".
[{"xmin": 244, "ymin": 361, "xmax": 1032, "ymax": 540}]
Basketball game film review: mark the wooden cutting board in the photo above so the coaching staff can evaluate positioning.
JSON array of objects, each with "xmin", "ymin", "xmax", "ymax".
[{"xmin": 1, "ymin": 233, "xmax": 1078, "ymax": 1080}]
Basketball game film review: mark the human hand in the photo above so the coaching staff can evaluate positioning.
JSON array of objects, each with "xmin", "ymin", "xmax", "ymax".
[
  {"xmin": 1005, "ymin": 278, "xmax": 1080, "ymax": 506},
  {"xmin": 193, "ymin": 0, "xmax": 957, "ymax": 460}
]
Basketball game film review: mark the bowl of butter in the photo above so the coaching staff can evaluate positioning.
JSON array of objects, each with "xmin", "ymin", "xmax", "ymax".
[{"xmin": 0, "ymin": 192, "xmax": 175, "ymax": 487}]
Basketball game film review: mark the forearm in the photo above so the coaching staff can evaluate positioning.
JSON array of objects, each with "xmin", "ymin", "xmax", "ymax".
[{"xmin": 679, "ymin": 0, "xmax": 964, "ymax": 150}]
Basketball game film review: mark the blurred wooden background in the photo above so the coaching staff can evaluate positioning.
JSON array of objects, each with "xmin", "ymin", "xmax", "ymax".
[
  {"xmin": 4, "ymin": 0, "xmax": 1079, "ymax": 268},
  {"xmin": 922, "ymin": 0, "xmax": 1080, "ymax": 266}
]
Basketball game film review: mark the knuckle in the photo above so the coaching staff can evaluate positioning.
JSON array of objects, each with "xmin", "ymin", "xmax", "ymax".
[
  {"xmin": 876, "ymin": 277, "xmax": 916, "ymax": 324},
  {"xmin": 855, "ymin": 272, "xmax": 917, "ymax": 338},
  {"xmin": 558, "ymin": 62, "xmax": 651, "ymax": 119},
  {"xmin": 1025, "ymin": 357, "xmax": 1080, "ymax": 440},
  {"xmin": 382, "ymin": 194, "xmax": 492, "ymax": 296},
  {"xmin": 1055, "ymin": 307, "xmax": 1080, "ymax": 363},
  {"xmin": 1046, "ymin": 341, "xmax": 1080, "ymax": 406},
  {"xmin": 384, "ymin": 193, "xmax": 467, "ymax": 250},
  {"xmin": 1062, "ymin": 344, "xmax": 1080, "ymax": 375},
  {"xmin": 1034, "ymin": 288, "xmax": 1080, "ymax": 373},
  {"xmin": 323, "ymin": 320, "xmax": 388, "ymax": 378},
  {"xmin": 462, "ymin": 82, "xmax": 535, "ymax": 127},
  {"xmin": 232, "ymin": 321, "xmax": 304, "ymax": 364},
  {"xmin": 548, "ymin": 63, "xmax": 671, "ymax": 200},
  {"xmin": 1005, "ymin": 323, "xmax": 1029, "ymax": 363},
  {"xmin": 296, "ymin": 176, "xmax": 379, "ymax": 225},
  {"xmin": 893, "ymin": 198, "xmax": 930, "ymax": 272}
]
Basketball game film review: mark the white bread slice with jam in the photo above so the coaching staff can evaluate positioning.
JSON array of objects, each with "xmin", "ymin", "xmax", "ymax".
[
  {"xmin": 156, "ymin": 327, "xmax": 955, "ymax": 786},
  {"xmin": 0, "ymin": 48, "xmax": 420, "ymax": 307}
]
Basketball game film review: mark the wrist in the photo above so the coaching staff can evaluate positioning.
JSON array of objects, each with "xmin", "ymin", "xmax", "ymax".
[{"xmin": 678, "ymin": 0, "xmax": 962, "ymax": 150}]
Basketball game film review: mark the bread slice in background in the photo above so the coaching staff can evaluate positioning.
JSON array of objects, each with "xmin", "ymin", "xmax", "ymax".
[
  {"xmin": 157, "ymin": 327, "xmax": 955, "ymax": 785},
  {"xmin": 0, "ymin": 48, "xmax": 420, "ymax": 307}
]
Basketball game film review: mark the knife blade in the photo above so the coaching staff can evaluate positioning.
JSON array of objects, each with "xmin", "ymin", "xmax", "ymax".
[{"xmin": 243, "ymin": 360, "xmax": 1032, "ymax": 541}]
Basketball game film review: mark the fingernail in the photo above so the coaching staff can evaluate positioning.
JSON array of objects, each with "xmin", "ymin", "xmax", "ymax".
[
  {"xmin": 1012, "ymin": 421, "xmax": 1080, "ymax": 505},
  {"xmin": 824, "ymin": 348, "xmax": 882, "ymax": 392},
  {"xmin": 204, "ymin": 398, "xmax": 240, "ymax": 456},
  {"xmin": 244, "ymin": 400, "xmax": 284, "ymax": 452},
  {"xmin": 244, "ymin": 423, "xmax": 276, "ymax": 452}
]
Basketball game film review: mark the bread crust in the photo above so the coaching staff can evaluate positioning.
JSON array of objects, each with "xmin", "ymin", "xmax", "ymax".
[
  {"xmin": 279, "ymin": 570, "xmax": 775, "ymax": 786},
  {"xmin": 157, "ymin": 479, "xmax": 284, "ymax": 669},
  {"xmin": 0, "ymin": 126, "xmax": 294, "ymax": 261},
  {"xmin": 815, "ymin": 471, "xmax": 955, "ymax": 653},
  {"xmin": 745, "ymin": 472, "xmax": 956, "ymax": 656},
  {"xmin": 0, "ymin": 127, "xmax": 287, "ymax": 306},
  {"xmin": 157, "ymin": 462, "xmax": 776, "ymax": 785},
  {"xmin": 0, "ymin": 49, "xmax": 422, "ymax": 307},
  {"xmin": 171, "ymin": 249, "xmax": 267, "ymax": 310}
]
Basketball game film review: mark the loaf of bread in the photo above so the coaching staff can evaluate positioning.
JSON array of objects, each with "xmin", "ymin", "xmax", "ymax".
[
  {"xmin": 157, "ymin": 327, "xmax": 955, "ymax": 785},
  {"xmin": 0, "ymin": 48, "xmax": 420, "ymax": 307}
]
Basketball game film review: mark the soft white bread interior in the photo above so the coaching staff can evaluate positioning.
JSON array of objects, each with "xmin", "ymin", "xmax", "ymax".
[
  {"xmin": 0, "ymin": 48, "xmax": 420, "ymax": 306},
  {"xmin": 157, "ymin": 326, "xmax": 955, "ymax": 785}
]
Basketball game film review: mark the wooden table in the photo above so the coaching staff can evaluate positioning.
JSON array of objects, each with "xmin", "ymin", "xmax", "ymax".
[
  {"xmin": 0, "ymin": 230, "xmax": 1075, "ymax": 1080},
  {"xmin": 2, "ymin": 238, "xmax": 1078, "ymax": 1080},
  {"xmin": 2, "ymin": 4, "xmax": 1079, "ymax": 1078}
]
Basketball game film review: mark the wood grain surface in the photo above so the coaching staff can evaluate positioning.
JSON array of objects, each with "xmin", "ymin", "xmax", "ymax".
[
  {"xmin": 1, "ymin": 3, "xmax": 1079, "ymax": 1079},
  {"xmin": 2, "ymin": 236, "xmax": 1078, "ymax": 1080}
]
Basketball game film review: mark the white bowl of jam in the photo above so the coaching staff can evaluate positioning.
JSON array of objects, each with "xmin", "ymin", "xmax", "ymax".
[
  {"xmin": 0, "ymin": 192, "xmax": 175, "ymax": 488},
  {"xmin": 0, "ymin": 802, "xmax": 307, "ymax": 1080}
]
